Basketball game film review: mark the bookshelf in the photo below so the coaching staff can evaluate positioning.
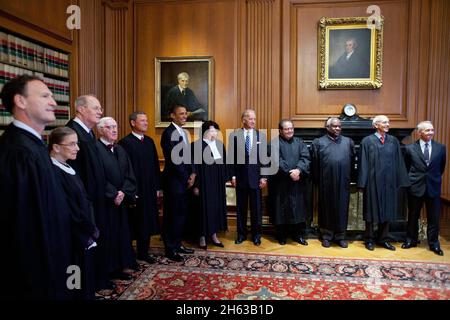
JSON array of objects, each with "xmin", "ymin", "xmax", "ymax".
[{"xmin": 0, "ymin": 28, "xmax": 71, "ymax": 137}]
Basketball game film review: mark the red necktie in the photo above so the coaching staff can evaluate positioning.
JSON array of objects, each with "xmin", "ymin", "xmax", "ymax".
[
  {"xmin": 140, "ymin": 136, "xmax": 144, "ymax": 142},
  {"xmin": 380, "ymin": 135, "xmax": 384, "ymax": 144}
]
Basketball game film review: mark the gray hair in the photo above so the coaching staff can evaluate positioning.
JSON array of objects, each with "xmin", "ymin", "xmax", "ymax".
[
  {"xmin": 416, "ymin": 120, "xmax": 433, "ymax": 132},
  {"xmin": 97, "ymin": 116, "xmax": 115, "ymax": 130},
  {"xmin": 326, "ymin": 117, "xmax": 341, "ymax": 127},
  {"xmin": 372, "ymin": 115, "xmax": 389, "ymax": 127},
  {"xmin": 278, "ymin": 119, "xmax": 293, "ymax": 130},
  {"xmin": 75, "ymin": 94, "xmax": 97, "ymax": 111},
  {"xmin": 177, "ymin": 72, "xmax": 189, "ymax": 80},
  {"xmin": 241, "ymin": 108, "xmax": 256, "ymax": 120}
]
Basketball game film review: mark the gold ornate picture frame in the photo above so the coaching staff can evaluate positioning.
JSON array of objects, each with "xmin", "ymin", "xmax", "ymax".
[
  {"xmin": 155, "ymin": 56, "xmax": 214, "ymax": 128},
  {"xmin": 318, "ymin": 16, "xmax": 384, "ymax": 89}
]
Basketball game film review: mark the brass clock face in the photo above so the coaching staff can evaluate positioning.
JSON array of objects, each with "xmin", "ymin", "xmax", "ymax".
[{"xmin": 343, "ymin": 104, "xmax": 356, "ymax": 117}]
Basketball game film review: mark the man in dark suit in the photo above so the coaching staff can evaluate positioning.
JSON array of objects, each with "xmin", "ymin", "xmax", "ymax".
[
  {"xmin": 160, "ymin": 104, "xmax": 196, "ymax": 261},
  {"xmin": 162, "ymin": 72, "xmax": 207, "ymax": 122},
  {"xmin": 329, "ymin": 38, "xmax": 370, "ymax": 79},
  {"xmin": 228, "ymin": 109, "xmax": 268, "ymax": 246},
  {"xmin": 66, "ymin": 95, "xmax": 113, "ymax": 293},
  {"xmin": 402, "ymin": 121, "xmax": 447, "ymax": 256}
]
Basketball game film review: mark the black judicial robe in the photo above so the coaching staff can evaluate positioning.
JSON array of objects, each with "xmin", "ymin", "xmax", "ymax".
[
  {"xmin": 357, "ymin": 134, "xmax": 410, "ymax": 223},
  {"xmin": 118, "ymin": 134, "xmax": 161, "ymax": 238},
  {"xmin": 311, "ymin": 135, "xmax": 354, "ymax": 231},
  {"xmin": 190, "ymin": 139, "xmax": 228, "ymax": 237},
  {"xmin": 66, "ymin": 119, "xmax": 109, "ymax": 289},
  {"xmin": 97, "ymin": 142, "xmax": 136, "ymax": 271},
  {"xmin": 269, "ymin": 136, "xmax": 310, "ymax": 225},
  {"xmin": 0, "ymin": 124, "xmax": 72, "ymax": 299},
  {"xmin": 53, "ymin": 161, "xmax": 98, "ymax": 300}
]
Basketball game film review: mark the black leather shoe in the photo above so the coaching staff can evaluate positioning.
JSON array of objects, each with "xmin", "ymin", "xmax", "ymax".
[
  {"xmin": 430, "ymin": 246, "xmax": 444, "ymax": 256},
  {"xmin": 212, "ymin": 241, "xmax": 224, "ymax": 248},
  {"xmin": 177, "ymin": 246, "xmax": 194, "ymax": 254},
  {"xmin": 401, "ymin": 241, "xmax": 417, "ymax": 249},
  {"xmin": 165, "ymin": 251, "xmax": 184, "ymax": 262},
  {"xmin": 199, "ymin": 244, "xmax": 207, "ymax": 250},
  {"xmin": 278, "ymin": 238, "xmax": 286, "ymax": 245},
  {"xmin": 253, "ymin": 237, "xmax": 261, "ymax": 246},
  {"xmin": 137, "ymin": 255, "xmax": 157, "ymax": 264},
  {"xmin": 110, "ymin": 271, "xmax": 132, "ymax": 280},
  {"xmin": 365, "ymin": 242, "xmax": 375, "ymax": 251},
  {"xmin": 295, "ymin": 237, "xmax": 308, "ymax": 246},
  {"xmin": 379, "ymin": 242, "xmax": 396, "ymax": 251},
  {"xmin": 235, "ymin": 235, "xmax": 246, "ymax": 244},
  {"xmin": 337, "ymin": 240, "xmax": 348, "ymax": 248},
  {"xmin": 322, "ymin": 239, "xmax": 331, "ymax": 248}
]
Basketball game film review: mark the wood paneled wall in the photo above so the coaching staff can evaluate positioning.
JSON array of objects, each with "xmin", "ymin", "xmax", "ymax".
[
  {"xmin": 426, "ymin": 0, "xmax": 449, "ymax": 196},
  {"xmin": 134, "ymin": 0, "xmax": 240, "ymax": 151},
  {"xmin": 0, "ymin": 0, "xmax": 74, "ymax": 42},
  {"xmin": 77, "ymin": 0, "xmax": 105, "ymax": 103}
]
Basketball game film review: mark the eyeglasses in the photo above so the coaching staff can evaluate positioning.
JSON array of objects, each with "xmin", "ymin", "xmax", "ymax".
[
  {"xmin": 87, "ymin": 105, "xmax": 103, "ymax": 112},
  {"xmin": 103, "ymin": 125, "xmax": 118, "ymax": 130},
  {"xmin": 58, "ymin": 142, "xmax": 79, "ymax": 147}
]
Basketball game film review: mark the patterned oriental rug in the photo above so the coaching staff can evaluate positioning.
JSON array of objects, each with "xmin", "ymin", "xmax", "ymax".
[{"xmin": 106, "ymin": 250, "xmax": 450, "ymax": 300}]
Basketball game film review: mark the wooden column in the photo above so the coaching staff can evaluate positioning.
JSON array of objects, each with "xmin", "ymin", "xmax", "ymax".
[
  {"xmin": 77, "ymin": 0, "xmax": 105, "ymax": 104},
  {"xmin": 103, "ymin": 0, "xmax": 131, "ymax": 138},
  {"xmin": 241, "ymin": 0, "xmax": 280, "ymax": 131}
]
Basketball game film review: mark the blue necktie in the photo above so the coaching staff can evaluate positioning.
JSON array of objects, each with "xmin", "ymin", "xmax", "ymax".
[
  {"xmin": 245, "ymin": 133, "xmax": 250, "ymax": 154},
  {"xmin": 424, "ymin": 143, "xmax": 430, "ymax": 165}
]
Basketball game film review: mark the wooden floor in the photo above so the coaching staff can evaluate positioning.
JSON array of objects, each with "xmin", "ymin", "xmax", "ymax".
[{"xmin": 151, "ymin": 228, "xmax": 450, "ymax": 264}]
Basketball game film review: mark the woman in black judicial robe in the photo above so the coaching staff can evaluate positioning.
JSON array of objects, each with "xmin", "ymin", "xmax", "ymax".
[
  {"xmin": 190, "ymin": 121, "xmax": 228, "ymax": 249},
  {"xmin": 49, "ymin": 127, "xmax": 99, "ymax": 300},
  {"xmin": 96, "ymin": 136, "xmax": 137, "ymax": 275}
]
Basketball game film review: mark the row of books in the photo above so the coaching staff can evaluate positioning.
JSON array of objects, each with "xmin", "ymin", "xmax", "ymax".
[
  {"xmin": 0, "ymin": 63, "xmax": 70, "ymax": 102},
  {"xmin": 0, "ymin": 31, "xmax": 69, "ymax": 77},
  {"xmin": 0, "ymin": 63, "xmax": 71, "ymax": 125}
]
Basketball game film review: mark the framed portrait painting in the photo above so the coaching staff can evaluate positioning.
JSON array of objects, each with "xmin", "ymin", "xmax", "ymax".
[
  {"xmin": 318, "ymin": 16, "xmax": 384, "ymax": 89},
  {"xmin": 155, "ymin": 56, "xmax": 214, "ymax": 127}
]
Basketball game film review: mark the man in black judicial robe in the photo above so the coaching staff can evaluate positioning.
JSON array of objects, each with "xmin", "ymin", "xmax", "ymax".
[
  {"xmin": 66, "ymin": 94, "xmax": 112, "ymax": 291},
  {"xmin": 97, "ymin": 117, "xmax": 137, "ymax": 278},
  {"xmin": 161, "ymin": 105, "xmax": 196, "ymax": 262},
  {"xmin": 311, "ymin": 118, "xmax": 355, "ymax": 248},
  {"xmin": 357, "ymin": 115, "xmax": 410, "ymax": 251},
  {"xmin": 268, "ymin": 119, "xmax": 310, "ymax": 245},
  {"xmin": 0, "ymin": 75, "xmax": 72, "ymax": 299},
  {"xmin": 119, "ymin": 111, "xmax": 161, "ymax": 264}
]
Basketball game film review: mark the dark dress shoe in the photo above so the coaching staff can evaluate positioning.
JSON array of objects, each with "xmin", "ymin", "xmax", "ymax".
[
  {"xmin": 137, "ymin": 255, "xmax": 157, "ymax": 264},
  {"xmin": 212, "ymin": 241, "xmax": 224, "ymax": 248},
  {"xmin": 177, "ymin": 246, "xmax": 194, "ymax": 254},
  {"xmin": 430, "ymin": 246, "xmax": 444, "ymax": 256},
  {"xmin": 165, "ymin": 251, "xmax": 184, "ymax": 262},
  {"xmin": 401, "ymin": 241, "xmax": 417, "ymax": 249},
  {"xmin": 295, "ymin": 237, "xmax": 308, "ymax": 246},
  {"xmin": 199, "ymin": 244, "xmax": 207, "ymax": 250},
  {"xmin": 322, "ymin": 239, "xmax": 331, "ymax": 248},
  {"xmin": 110, "ymin": 271, "xmax": 132, "ymax": 280},
  {"xmin": 235, "ymin": 235, "xmax": 246, "ymax": 244},
  {"xmin": 379, "ymin": 242, "xmax": 396, "ymax": 251},
  {"xmin": 365, "ymin": 242, "xmax": 375, "ymax": 251},
  {"xmin": 337, "ymin": 240, "xmax": 348, "ymax": 248},
  {"xmin": 278, "ymin": 239, "xmax": 286, "ymax": 245},
  {"xmin": 253, "ymin": 237, "xmax": 261, "ymax": 246}
]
